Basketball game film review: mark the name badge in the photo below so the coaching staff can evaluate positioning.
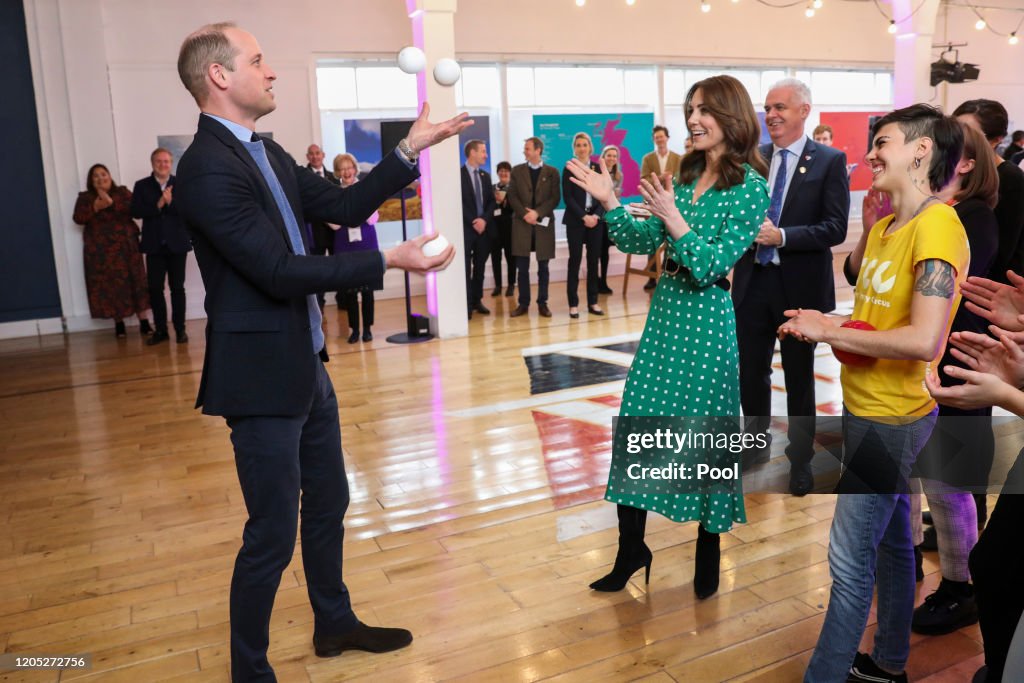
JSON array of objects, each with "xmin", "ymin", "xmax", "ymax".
[
  {"xmin": 494, "ymin": 209, "xmax": 501, "ymax": 217},
  {"xmin": 539, "ymin": 217, "xmax": 550, "ymax": 227},
  {"xmin": 348, "ymin": 227, "xmax": 362, "ymax": 242}
]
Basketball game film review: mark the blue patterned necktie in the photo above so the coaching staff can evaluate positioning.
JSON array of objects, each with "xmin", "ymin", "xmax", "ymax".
[
  {"xmin": 472, "ymin": 168, "xmax": 483, "ymax": 216},
  {"xmin": 757, "ymin": 148, "xmax": 789, "ymax": 266}
]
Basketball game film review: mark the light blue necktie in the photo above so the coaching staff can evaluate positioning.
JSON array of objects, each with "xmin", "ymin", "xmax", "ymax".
[
  {"xmin": 242, "ymin": 135, "xmax": 324, "ymax": 354},
  {"xmin": 757, "ymin": 148, "xmax": 789, "ymax": 266}
]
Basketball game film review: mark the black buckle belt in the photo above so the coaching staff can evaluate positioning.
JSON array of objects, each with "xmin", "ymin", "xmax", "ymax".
[{"xmin": 663, "ymin": 258, "xmax": 730, "ymax": 292}]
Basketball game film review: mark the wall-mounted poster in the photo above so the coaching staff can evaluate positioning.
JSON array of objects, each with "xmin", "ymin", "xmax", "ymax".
[
  {"xmin": 818, "ymin": 112, "xmax": 888, "ymax": 192},
  {"xmin": 158, "ymin": 132, "xmax": 273, "ymax": 174},
  {"xmin": 344, "ymin": 118, "xmax": 420, "ymax": 221},
  {"xmin": 533, "ymin": 113, "xmax": 654, "ymax": 206}
]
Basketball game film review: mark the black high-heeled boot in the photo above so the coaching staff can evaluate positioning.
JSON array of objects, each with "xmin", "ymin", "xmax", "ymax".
[
  {"xmin": 693, "ymin": 523, "xmax": 721, "ymax": 599},
  {"xmin": 589, "ymin": 505, "xmax": 652, "ymax": 592}
]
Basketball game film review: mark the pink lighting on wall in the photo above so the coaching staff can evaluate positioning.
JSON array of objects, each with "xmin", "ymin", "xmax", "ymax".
[{"xmin": 407, "ymin": 0, "xmax": 438, "ymax": 317}]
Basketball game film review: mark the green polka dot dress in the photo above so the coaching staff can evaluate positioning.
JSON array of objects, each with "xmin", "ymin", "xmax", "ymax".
[{"xmin": 604, "ymin": 164, "xmax": 769, "ymax": 533}]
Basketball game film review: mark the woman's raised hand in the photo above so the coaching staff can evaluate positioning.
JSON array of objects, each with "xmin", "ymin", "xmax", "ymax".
[{"xmin": 566, "ymin": 158, "xmax": 617, "ymax": 208}]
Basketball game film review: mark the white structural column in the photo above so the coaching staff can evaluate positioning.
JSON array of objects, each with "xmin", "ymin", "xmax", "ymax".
[
  {"xmin": 407, "ymin": 0, "xmax": 468, "ymax": 339},
  {"xmin": 891, "ymin": 0, "xmax": 942, "ymax": 107}
]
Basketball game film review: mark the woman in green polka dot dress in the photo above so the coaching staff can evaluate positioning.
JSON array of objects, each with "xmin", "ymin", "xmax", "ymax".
[{"xmin": 567, "ymin": 75, "xmax": 769, "ymax": 598}]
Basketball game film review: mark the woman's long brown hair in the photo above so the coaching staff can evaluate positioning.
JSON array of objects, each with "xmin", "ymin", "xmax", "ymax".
[{"xmin": 678, "ymin": 75, "xmax": 768, "ymax": 190}]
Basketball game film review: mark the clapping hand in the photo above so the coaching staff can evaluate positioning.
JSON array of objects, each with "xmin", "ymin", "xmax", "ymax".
[
  {"xmin": 636, "ymin": 172, "xmax": 684, "ymax": 227},
  {"xmin": 405, "ymin": 103, "xmax": 474, "ymax": 154},
  {"xmin": 960, "ymin": 273, "xmax": 1024, "ymax": 332},
  {"xmin": 925, "ymin": 365, "xmax": 1015, "ymax": 411},
  {"xmin": 948, "ymin": 329, "xmax": 1024, "ymax": 389},
  {"xmin": 778, "ymin": 308, "xmax": 836, "ymax": 343},
  {"xmin": 566, "ymin": 158, "xmax": 617, "ymax": 207}
]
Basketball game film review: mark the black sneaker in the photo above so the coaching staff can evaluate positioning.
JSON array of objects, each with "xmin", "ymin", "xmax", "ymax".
[
  {"xmin": 912, "ymin": 579, "xmax": 978, "ymax": 635},
  {"xmin": 847, "ymin": 652, "xmax": 907, "ymax": 682}
]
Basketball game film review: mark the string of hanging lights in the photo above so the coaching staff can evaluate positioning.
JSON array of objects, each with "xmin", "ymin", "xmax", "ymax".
[{"xmin": 569, "ymin": 0, "xmax": 1022, "ymax": 44}]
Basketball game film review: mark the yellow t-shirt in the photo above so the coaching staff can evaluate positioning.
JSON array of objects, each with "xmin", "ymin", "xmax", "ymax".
[{"xmin": 841, "ymin": 202, "xmax": 969, "ymax": 418}]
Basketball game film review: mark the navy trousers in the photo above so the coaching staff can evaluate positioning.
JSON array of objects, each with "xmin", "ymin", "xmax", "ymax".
[{"xmin": 225, "ymin": 361, "xmax": 358, "ymax": 682}]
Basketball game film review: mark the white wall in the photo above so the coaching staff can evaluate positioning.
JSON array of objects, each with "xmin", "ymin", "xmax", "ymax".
[{"xmin": 16, "ymin": 0, "xmax": 1024, "ymax": 339}]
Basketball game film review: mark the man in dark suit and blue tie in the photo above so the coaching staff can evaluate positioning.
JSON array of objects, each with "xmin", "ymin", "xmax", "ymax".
[
  {"xmin": 461, "ymin": 139, "xmax": 496, "ymax": 319},
  {"xmin": 173, "ymin": 22, "xmax": 465, "ymax": 682},
  {"xmin": 731, "ymin": 78, "xmax": 850, "ymax": 496}
]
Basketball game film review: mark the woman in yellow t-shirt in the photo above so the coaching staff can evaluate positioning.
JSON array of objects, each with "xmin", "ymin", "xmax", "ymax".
[{"xmin": 780, "ymin": 104, "xmax": 969, "ymax": 683}]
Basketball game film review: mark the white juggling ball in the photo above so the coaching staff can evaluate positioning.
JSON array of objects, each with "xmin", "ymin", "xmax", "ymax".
[
  {"xmin": 397, "ymin": 46, "xmax": 426, "ymax": 74},
  {"xmin": 421, "ymin": 234, "xmax": 450, "ymax": 258},
  {"xmin": 432, "ymin": 58, "xmax": 461, "ymax": 86}
]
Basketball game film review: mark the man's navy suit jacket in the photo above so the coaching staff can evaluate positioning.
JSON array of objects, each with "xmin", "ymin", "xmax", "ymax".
[
  {"xmin": 176, "ymin": 115, "xmax": 417, "ymax": 417},
  {"xmin": 731, "ymin": 138, "xmax": 850, "ymax": 313}
]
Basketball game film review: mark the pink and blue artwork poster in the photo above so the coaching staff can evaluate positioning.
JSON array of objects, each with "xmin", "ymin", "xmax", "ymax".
[{"xmin": 533, "ymin": 112, "xmax": 654, "ymax": 205}]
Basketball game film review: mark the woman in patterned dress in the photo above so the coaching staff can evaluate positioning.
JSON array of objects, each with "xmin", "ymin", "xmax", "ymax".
[
  {"xmin": 567, "ymin": 75, "xmax": 769, "ymax": 597},
  {"xmin": 73, "ymin": 164, "xmax": 151, "ymax": 338}
]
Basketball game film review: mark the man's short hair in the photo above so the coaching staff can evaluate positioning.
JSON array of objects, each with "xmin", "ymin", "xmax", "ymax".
[
  {"xmin": 178, "ymin": 22, "xmax": 239, "ymax": 105},
  {"xmin": 812, "ymin": 124, "xmax": 833, "ymax": 138},
  {"xmin": 1012, "ymin": 130, "xmax": 1024, "ymax": 143},
  {"xmin": 150, "ymin": 147, "xmax": 173, "ymax": 162},
  {"xmin": 463, "ymin": 139, "xmax": 485, "ymax": 157},
  {"xmin": 653, "ymin": 125, "xmax": 669, "ymax": 138},
  {"xmin": 525, "ymin": 136, "xmax": 544, "ymax": 154},
  {"xmin": 768, "ymin": 78, "xmax": 812, "ymax": 106}
]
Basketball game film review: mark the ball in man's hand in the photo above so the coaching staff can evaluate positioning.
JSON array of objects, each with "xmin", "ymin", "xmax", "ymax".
[{"xmin": 421, "ymin": 234, "xmax": 450, "ymax": 258}]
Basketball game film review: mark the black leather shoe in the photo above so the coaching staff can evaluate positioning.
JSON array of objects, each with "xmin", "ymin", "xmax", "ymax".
[
  {"xmin": 473, "ymin": 303, "xmax": 490, "ymax": 315},
  {"xmin": 114, "ymin": 321, "xmax": 127, "ymax": 338},
  {"xmin": 505, "ymin": 285, "xmax": 515, "ymax": 297},
  {"xmin": 145, "ymin": 330, "xmax": 170, "ymax": 346},
  {"xmin": 139, "ymin": 319, "xmax": 153, "ymax": 335},
  {"xmin": 347, "ymin": 330, "xmax": 360, "ymax": 344},
  {"xmin": 920, "ymin": 524, "xmax": 938, "ymax": 551},
  {"xmin": 569, "ymin": 308, "xmax": 580, "ymax": 319},
  {"xmin": 588, "ymin": 306, "xmax": 605, "ymax": 316},
  {"xmin": 491, "ymin": 286, "xmax": 502, "ymax": 296},
  {"xmin": 789, "ymin": 462, "xmax": 814, "ymax": 496},
  {"xmin": 643, "ymin": 279, "xmax": 657, "ymax": 291},
  {"xmin": 313, "ymin": 621, "xmax": 413, "ymax": 657},
  {"xmin": 175, "ymin": 329, "xmax": 189, "ymax": 344},
  {"xmin": 538, "ymin": 304, "xmax": 552, "ymax": 318},
  {"xmin": 510, "ymin": 305, "xmax": 529, "ymax": 318},
  {"xmin": 362, "ymin": 329, "xmax": 373, "ymax": 342},
  {"xmin": 598, "ymin": 284, "xmax": 613, "ymax": 295}
]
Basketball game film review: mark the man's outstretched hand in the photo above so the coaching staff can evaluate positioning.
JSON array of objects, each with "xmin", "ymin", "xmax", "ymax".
[
  {"xmin": 406, "ymin": 103, "xmax": 474, "ymax": 154},
  {"xmin": 384, "ymin": 233, "xmax": 456, "ymax": 274}
]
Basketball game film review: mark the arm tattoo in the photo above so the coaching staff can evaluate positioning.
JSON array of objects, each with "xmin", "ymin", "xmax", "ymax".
[{"xmin": 914, "ymin": 259, "xmax": 955, "ymax": 298}]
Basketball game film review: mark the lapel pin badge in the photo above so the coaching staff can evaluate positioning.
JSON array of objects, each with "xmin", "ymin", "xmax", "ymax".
[
  {"xmin": 799, "ymin": 166, "xmax": 807, "ymax": 174},
  {"xmin": 804, "ymin": 155, "xmax": 811, "ymax": 160}
]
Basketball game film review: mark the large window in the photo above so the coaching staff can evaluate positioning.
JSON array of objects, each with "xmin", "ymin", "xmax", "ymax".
[{"xmin": 315, "ymin": 61, "xmax": 892, "ymax": 242}]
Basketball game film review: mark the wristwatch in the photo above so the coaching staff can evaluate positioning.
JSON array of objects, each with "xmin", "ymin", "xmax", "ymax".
[{"xmin": 397, "ymin": 138, "xmax": 419, "ymax": 163}]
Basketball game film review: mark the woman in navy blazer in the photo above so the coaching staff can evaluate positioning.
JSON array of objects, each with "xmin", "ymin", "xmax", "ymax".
[{"xmin": 562, "ymin": 132, "xmax": 605, "ymax": 317}]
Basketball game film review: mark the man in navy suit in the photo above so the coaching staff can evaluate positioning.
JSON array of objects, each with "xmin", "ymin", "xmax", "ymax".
[
  {"xmin": 731, "ymin": 79, "xmax": 850, "ymax": 496},
  {"xmin": 303, "ymin": 143, "xmax": 341, "ymax": 310},
  {"xmin": 174, "ymin": 22, "xmax": 465, "ymax": 682},
  {"xmin": 461, "ymin": 139, "xmax": 496, "ymax": 319},
  {"xmin": 131, "ymin": 148, "xmax": 192, "ymax": 345}
]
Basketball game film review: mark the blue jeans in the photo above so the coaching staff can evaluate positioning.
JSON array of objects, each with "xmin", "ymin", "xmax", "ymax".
[{"xmin": 805, "ymin": 407, "xmax": 937, "ymax": 682}]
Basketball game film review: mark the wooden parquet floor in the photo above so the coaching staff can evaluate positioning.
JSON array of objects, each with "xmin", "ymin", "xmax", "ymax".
[{"xmin": 0, "ymin": 274, "xmax": 986, "ymax": 682}]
